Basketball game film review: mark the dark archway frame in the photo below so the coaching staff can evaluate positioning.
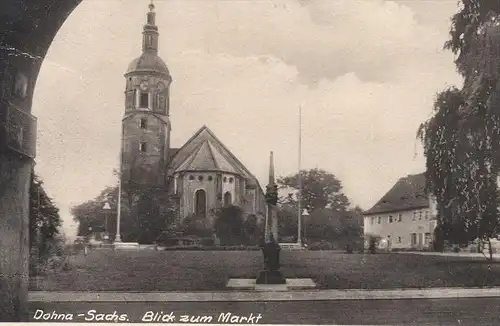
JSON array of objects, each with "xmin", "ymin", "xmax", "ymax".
[{"xmin": 0, "ymin": 0, "xmax": 83, "ymax": 320}]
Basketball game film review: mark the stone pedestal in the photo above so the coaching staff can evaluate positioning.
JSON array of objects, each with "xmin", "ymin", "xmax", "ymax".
[
  {"xmin": 255, "ymin": 270, "xmax": 286, "ymax": 285},
  {"xmin": 255, "ymin": 236, "xmax": 285, "ymax": 285}
]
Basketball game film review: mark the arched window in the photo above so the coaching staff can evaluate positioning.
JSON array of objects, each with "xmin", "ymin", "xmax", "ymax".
[
  {"xmin": 223, "ymin": 191, "xmax": 232, "ymax": 207},
  {"xmin": 195, "ymin": 189, "xmax": 207, "ymax": 217}
]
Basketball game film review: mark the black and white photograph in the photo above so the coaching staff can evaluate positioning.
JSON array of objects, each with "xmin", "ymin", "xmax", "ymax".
[{"xmin": 2, "ymin": 0, "xmax": 500, "ymax": 324}]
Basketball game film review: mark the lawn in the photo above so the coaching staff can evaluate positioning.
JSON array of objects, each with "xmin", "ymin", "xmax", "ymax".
[{"xmin": 29, "ymin": 250, "xmax": 500, "ymax": 291}]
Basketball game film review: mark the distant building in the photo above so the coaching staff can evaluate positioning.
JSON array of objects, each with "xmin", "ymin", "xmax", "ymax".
[
  {"xmin": 120, "ymin": 4, "xmax": 266, "ymax": 232},
  {"xmin": 363, "ymin": 173, "xmax": 438, "ymax": 250}
]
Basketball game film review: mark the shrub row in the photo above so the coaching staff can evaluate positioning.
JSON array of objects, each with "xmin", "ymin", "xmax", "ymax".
[{"xmin": 163, "ymin": 245, "xmax": 261, "ymax": 251}]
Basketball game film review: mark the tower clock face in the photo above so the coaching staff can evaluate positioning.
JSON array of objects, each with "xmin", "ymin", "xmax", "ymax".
[{"xmin": 139, "ymin": 81, "xmax": 149, "ymax": 91}]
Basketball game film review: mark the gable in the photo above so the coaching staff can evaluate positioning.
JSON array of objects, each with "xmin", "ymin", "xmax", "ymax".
[{"xmin": 167, "ymin": 126, "xmax": 259, "ymax": 186}]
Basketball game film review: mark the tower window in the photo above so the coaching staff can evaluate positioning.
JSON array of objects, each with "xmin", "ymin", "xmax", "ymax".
[
  {"xmin": 139, "ymin": 142, "xmax": 147, "ymax": 152},
  {"xmin": 139, "ymin": 118, "xmax": 147, "ymax": 129},
  {"xmin": 139, "ymin": 92, "xmax": 149, "ymax": 109}
]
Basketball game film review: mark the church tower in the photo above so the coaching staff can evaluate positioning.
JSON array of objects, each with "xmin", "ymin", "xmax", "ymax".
[{"xmin": 121, "ymin": 2, "xmax": 172, "ymax": 187}]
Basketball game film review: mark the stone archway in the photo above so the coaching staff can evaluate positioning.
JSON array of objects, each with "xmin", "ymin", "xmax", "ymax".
[
  {"xmin": 223, "ymin": 191, "xmax": 232, "ymax": 207},
  {"xmin": 194, "ymin": 189, "xmax": 207, "ymax": 217},
  {"xmin": 0, "ymin": 0, "xmax": 83, "ymax": 320}
]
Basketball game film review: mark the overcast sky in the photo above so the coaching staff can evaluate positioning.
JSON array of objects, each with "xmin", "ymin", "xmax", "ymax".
[{"xmin": 32, "ymin": 0, "xmax": 463, "ymax": 238}]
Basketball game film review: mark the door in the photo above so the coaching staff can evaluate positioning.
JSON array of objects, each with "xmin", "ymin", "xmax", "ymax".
[{"xmin": 418, "ymin": 233, "xmax": 423, "ymax": 247}]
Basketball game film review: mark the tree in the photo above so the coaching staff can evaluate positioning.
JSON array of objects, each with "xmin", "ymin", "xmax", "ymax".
[
  {"xmin": 418, "ymin": 0, "xmax": 500, "ymax": 260},
  {"xmin": 213, "ymin": 205, "xmax": 245, "ymax": 245},
  {"xmin": 242, "ymin": 214, "xmax": 264, "ymax": 245},
  {"xmin": 71, "ymin": 183, "xmax": 178, "ymax": 243},
  {"xmin": 179, "ymin": 213, "xmax": 213, "ymax": 239},
  {"xmin": 278, "ymin": 168, "xmax": 350, "ymax": 212},
  {"xmin": 71, "ymin": 186, "xmax": 119, "ymax": 238},
  {"xmin": 277, "ymin": 203, "xmax": 299, "ymax": 240},
  {"xmin": 29, "ymin": 169, "xmax": 62, "ymax": 275}
]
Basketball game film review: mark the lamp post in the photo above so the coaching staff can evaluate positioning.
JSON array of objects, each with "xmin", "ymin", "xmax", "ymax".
[
  {"xmin": 302, "ymin": 208, "xmax": 309, "ymax": 245},
  {"xmin": 103, "ymin": 202, "xmax": 111, "ymax": 242}
]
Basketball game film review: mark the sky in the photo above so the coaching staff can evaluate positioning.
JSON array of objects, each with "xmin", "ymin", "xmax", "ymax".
[{"xmin": 32, "ymin": 0, "xmax": 464, "ymax": 239}]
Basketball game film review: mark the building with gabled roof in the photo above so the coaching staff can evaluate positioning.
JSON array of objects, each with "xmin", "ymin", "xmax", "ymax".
[
  {"xmin": 363, "ymin": 172, "xmax": 438, "ymax": 250},
  {"xmin": 119, "ymin": 4, "xmax": 266, "ymax": 231}
]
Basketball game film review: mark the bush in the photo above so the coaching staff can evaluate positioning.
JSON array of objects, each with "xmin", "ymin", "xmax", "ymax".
[
  {"xmin": 308, "ymin": 241, "xmax": 338, "ymax": 250},
  {"xmin": 365, "ymin": 234, "xmax": 381, "ymax": 254},
  {"xmin": 163, "ymin": 245, "xmax": 260, "ymax": 251}
]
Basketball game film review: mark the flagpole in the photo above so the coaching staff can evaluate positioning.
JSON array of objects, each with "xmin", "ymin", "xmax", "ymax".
[
  {"xmin": 297, "ymin": 106, "xmax": 302, "ymax": 246},
  {"xmin": 115, "ymin": 124, "xmax": 124, "ymax": 243}
]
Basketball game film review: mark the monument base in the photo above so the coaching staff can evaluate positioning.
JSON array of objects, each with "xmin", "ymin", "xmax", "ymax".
[
  {"xmin": 255, "ymin": 270, "xmax": 286, "ymax": 285},
  {"xmin": 113, "ymin": 242, "xmax": 140, "ymax": 250}
]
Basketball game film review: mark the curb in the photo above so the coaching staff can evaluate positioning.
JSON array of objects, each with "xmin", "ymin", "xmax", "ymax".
[{"xmin": 28, "ymin": 287, "xmax": 500, "ymax": 302}]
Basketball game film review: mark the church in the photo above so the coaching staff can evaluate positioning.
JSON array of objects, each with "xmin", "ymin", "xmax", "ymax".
[{"xmin": 119, "ymin": 3, "xmax": 266, "ymax": 226}]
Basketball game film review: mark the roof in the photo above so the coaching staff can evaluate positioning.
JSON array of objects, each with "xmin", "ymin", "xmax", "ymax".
[
  {"xmin": 167, "ymin": 125, "xmax": 261, "ymax": 188},
  {"xmin": 175, "ymin": 140, "xmax": 238, "ymax": 174},
  {"xmin": 126, "ymin": 52, "xmax": 170, "ymax": 76},
  {"xmin": 364, "ymin": 172, "xmax": 429, "ymax": 215}
]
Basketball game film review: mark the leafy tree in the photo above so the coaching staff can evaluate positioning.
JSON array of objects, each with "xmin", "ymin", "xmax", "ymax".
[
  {"xmin": 418, "ymin": 1, "xmax": 500, "ymax": 260},
  {"xmin": 29, "ymin": 170, "xmax": 62, "ymax": 275},
  {"xmin": 71, "ymin": 183, "xmax": 178, "ymax": 243},
  {"xmin": 278, "ymin": 168, "xmax": 350, "ymax": 212},
  {"xmin": 277, "ymin": 203, "xmax": 299, "ymax": 240},
  {"xmin": 213, "ymin": 205, "xmax": 245, "ymax": 245},
  {"xmin": 180, "ymin": 212, "xmax": 213, "ymax": 239},
  {"xmin": 242, "ymin": 214, "xmax": 264, "ymax": 245}
]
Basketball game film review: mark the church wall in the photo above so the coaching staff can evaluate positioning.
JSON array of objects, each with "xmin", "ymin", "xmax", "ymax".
[
  {"xmin": 181, "ymin": 172, "xmax": 217, "ymax": 218},
  {"xmin": 221, "ymin": 173, "xmax": 237, "ymax": 206},
  {"xmin": 245, "ymin": 188, "xmax": 257, "ymax": 214}
]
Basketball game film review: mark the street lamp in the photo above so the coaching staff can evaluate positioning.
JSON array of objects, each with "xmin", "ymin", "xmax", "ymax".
[
  {"xmin": 302, "ymin": 208, "xmax": 309, "ymax": 244},
  {"xmin": 102, "ymin": 202, "xmax": 111, "ymax": 242}
]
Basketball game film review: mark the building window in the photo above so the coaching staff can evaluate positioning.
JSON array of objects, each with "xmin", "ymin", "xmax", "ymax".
[
  {"xmin": 412, "ymin": 212, "xmax": 416, "ymax": 221},
  {"xmin": 397, "ymin": 236, "xmax": 402, "ymax": 243},
  {"xmin": 424, "ymin": 233, "xmax": 431, "ymax": 245},
  {"xmin": 419, "ymin": 211, "xmax": 422, "ymax": 220},
  {"xmin": 189, "ymin": 175, "xmax": 195, "ymax": 181},
  {"xmin": 223, "ymin": 177, "xmax": 227, "ymax": 182},
  {"xmin": 411, "ymin": 233, "xmax": 417, "ymax": 246},
  {"xmin": 389, "ymin": 215, "xmax": 393, "ymax": 223},
  {"xmin": 139, "ymin": 92, "xmax": 149, "ymax": 108},
  {"xmin": 370, "ymin": 217, "xmax": 374, "ymax": 225},
  {"xmin": 377, "ymin": 216, "xmax": 381, "ymax": 224},
  {"xmin": 229, "ymin": 177, "xmax": 234, "ymax": 183},
  {"xmin": 139, "ymin": 118, "xmax": 147, "ymax": 129},
  {"xmin": 398, "ymin": 214, "xmax": 402, "ymax": 222},
  {"xmin": 425, "ymin": 211, "xmax": 429, "ymax": 220},
  {"xmin": 198, "ymin": 175, "xmax": 204, "ymax": 181},
  {"xmin": 139, "ymin": 142, "xmax": 147, "ymax": 152}
]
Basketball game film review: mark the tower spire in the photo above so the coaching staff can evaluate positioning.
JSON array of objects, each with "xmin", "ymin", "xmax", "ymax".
[
  {"xmin": 142, "ymin": 0, "xmax": 159, "ymax": 54},
  {"xmin": 269, "ymin": 151, "xmax": 275, "ymax": 185}
]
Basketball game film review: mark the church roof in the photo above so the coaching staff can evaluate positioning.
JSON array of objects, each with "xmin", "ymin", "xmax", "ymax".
[
  {"xmin": 167, "ymin": 126, "xmax": 260, "ymax": 187},
  {"xmin": 126, "ymin": 52, "xmax": 170, "ymax": 76},
  {"xmin": 364, "ymin": 172, "xmax": 429, "ymax": 215},
  {"xmin": 174, "ymin": 140, "xmax": 239, "ymax": 174}
]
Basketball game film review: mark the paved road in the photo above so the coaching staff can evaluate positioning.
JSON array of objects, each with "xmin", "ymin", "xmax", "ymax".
[{"xmin": 29, "ymin": 298, "xmax": 500, "ymax": 325}]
